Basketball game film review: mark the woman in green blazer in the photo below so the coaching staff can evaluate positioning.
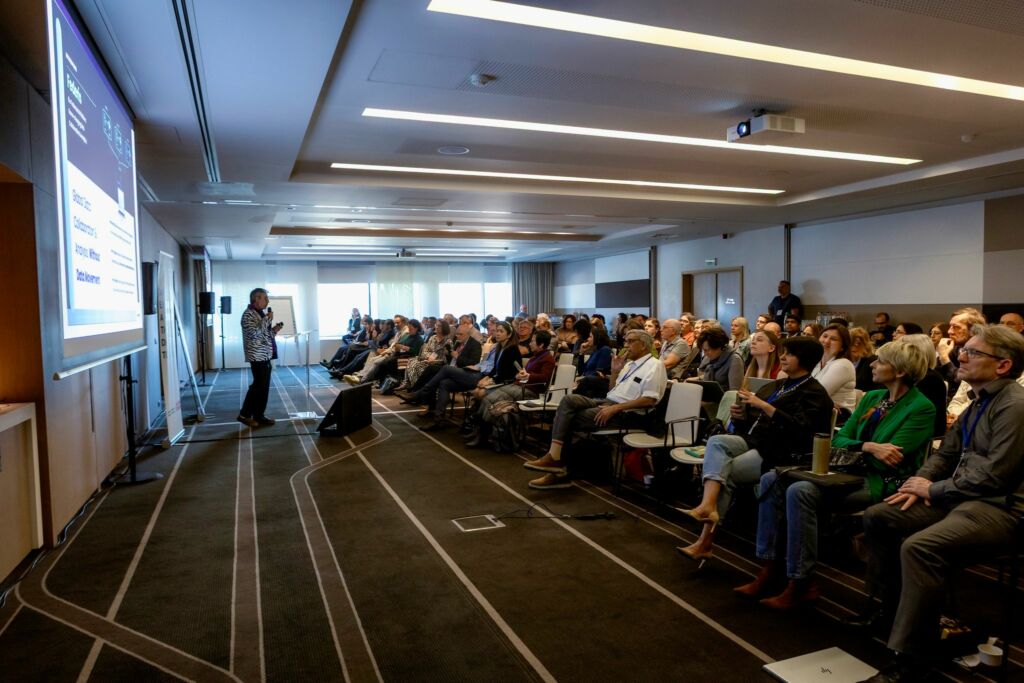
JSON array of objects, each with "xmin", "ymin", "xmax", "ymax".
[{"xmin": 735, "ymin": 340, "xmax": 935, "ymax": 609}]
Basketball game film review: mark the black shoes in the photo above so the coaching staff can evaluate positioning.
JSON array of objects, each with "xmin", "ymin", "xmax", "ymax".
[
  {"xmin": 419, "ymin": 420, "xmax": 445, "ymax": 432},
  {"xmin": 842, "ymin": 604, "xmax": 894, "ymax": 636}
]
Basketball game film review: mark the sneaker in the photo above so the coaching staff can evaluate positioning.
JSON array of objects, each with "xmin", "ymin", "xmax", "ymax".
[
  {"xmin": 529, "ymin": 473, "xmax": 572, "ymax": 490},
  {"xmin": 343, "ymin": 374, "xmax": 360, "ymax": 385},
  {"xmin": 255, "ymin": 417, "xmax": 276, "ymax": 427},
  {"xmin": 236, "ymin": 415, "xmax": 258, "ymax": 427},
  {"xmin": 319, "ymin": 359, "xmax": 331, "ymax": 368},
  {"xmin": 523, "ymin": 453, "xmax": 566, "ymax": 475}
]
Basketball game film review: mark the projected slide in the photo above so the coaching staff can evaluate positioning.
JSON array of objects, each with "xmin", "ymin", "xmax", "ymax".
[{"xmin": 48, "ymin": 0, "xmax": 142, "ymax": 342}]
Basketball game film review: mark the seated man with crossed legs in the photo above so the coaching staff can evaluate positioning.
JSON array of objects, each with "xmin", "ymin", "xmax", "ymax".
[{"xmin": 524, "ymin": 330, "xmax": 667, "ymax": 490}]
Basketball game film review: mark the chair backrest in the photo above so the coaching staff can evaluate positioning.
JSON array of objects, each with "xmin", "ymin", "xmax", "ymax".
[
  {"xmin": 545, "ymin": 363, "xmax": 576, "ymax": 403},
  {"xmin": 665, "ymin": 381, "xmax": 703, "ymax": 439},
  {"xmin": 558, "ymin": 352, "xmax": 574, "ymax": 365}
]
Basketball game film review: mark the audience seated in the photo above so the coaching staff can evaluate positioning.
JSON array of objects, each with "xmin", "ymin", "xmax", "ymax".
[
  {"xmin": 659, "ymin": 319, "xmax": 691, "ymax": 380},
  {"xmin": 690, "ymin": 327, "xmax": 743, "ymax": 392},
  {"xmin": 575, "ymin": 327, "xmax": 613, "ymax": 398},
  {"xmin": 465, "ymin": 330, "xmax": 556, "ymax": 448},
  {"xmin": 644, "ymin": 318, "xmax": 662, "ymax": 353},
  {"xmin": 763, "ymin": 321, "xmax": 782, "ymax": 337},
  {"xmin": 523, "ymin": 330, "xmax": 667, "ymax": 490},
  {"xmin": 936, "ymin": 307, "xmax": 986, "ymax": 397},
  {"xmin": 729, "ymin": 317, "xmax": 752, "ymax": 363},
  {"xmin": 322, "ymin": 314, "xmax": 374, "ymax": 368},
  {"xmin": 678, "ymin": 337, "xmax": 833, "ymax": 561},
  {"xmin": 848, "ymin": 326, "xmax": 880, "ymax": 392},
  {"xmin": 535, "ymin": 313, "xmax": 552, "ymax": 332},
  {"xmin": 892, "ymin": 322, "xmax": 922, "ymax": 340},
  {"xmin": 412, "ymin": 320, "xmax": 520, "ymax": 431},
  {"xmin": 344, "ymin": 318, "xmax": 423, "ymax": 385},
  {"xmin": 870, "ymin": 311, "xmax": 897, "ymax": 346},
  {"xmin": 744, "ymin": 330, "xmax": 781, "ymax": 380},
  {"xmin": 900, "ymin": 334, "xmax": 953, "ymax": 439},
  {"xmin": 1000, "ymin": 312, "xmax": 1024, "ymax": 333},
  {"xmin": 591, "ymin": 313, "xmax": 606, "ymax": 331},
  {"xmin": 738, "ymin": 340, "xmax": 934, "ymax": 610},
  {"xmin": 812, "ymin": 323, "xmax": 858, "ymax": 415},
  {"xmin": 857, "ymin": 324, "xmax": 1024, "ymax": 682},
  {"xmin": 928, "ymin": 323, "xmax": 948, "ymax": 349},
  {"xmin": 330, "ymin": 319, "xmax": 396, "ymax": 377},
  {"xmin": 555, "ymin": 313, "xmax": 578, "ymax": 352},
  {"xmin": 341, "ymin": 307, "xmax": 362, "ymax": 343},
  {"xmin": 389, "ymin": 320, "xmax": 452, "ymax": 393},
  {"xmin": 680, "ymin": 314, "xmax": 697, "ymax": 347},
  {"xmin": 801, "ymin": 322, "xmax": 824, "ymax": 339},
  {"xmin": 783, "ymin": 314, "xmax": 802, "ymax": 337},
  {"xmin": 754, "ymin": 314, "xmax": 770, "ymax": 332}
]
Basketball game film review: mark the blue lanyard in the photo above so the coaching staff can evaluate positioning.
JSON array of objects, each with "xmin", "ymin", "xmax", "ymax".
[
  {"xmin": 618, "ymin": 356, "xmax": 651, "ymax": 385},
  {"xmin": 765, "ymin": 375, "xmax": 812, "ymax": 404},
  {"xmin": 960, "ymin": 395, "xmax": 992, "ymax": 453}
]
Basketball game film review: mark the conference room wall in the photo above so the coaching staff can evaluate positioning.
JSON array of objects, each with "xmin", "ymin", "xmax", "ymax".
[
  {"xmin": 0, "ymin": 50, "xmax": 197, "ymax": 544},
  {"xmin": 655, "ymin": 225, "xmax": 786, "ymax": 323},
  {"xmin": 791, "ymin": 201, "xmax": 984, "ymax": 326},
  {"xmin": 553, "ymin": 248, "xmax": 651, "ymax": 321},
  {"xmin": 983, "ymin": 195, "xmax": 1024, "ymax": 308}
]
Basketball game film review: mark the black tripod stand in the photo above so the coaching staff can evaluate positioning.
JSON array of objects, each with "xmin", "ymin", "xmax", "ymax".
[
  {"xmin": 196, "ymin": 305, "xmax": 207, "ymax": 385},
  {"xmin": 119, "ymin": 353, "xmax": 162, "ymax": 485}
]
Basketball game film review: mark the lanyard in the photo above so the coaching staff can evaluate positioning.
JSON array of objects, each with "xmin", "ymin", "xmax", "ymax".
[
  {"xmin": 960, "ymin": 395, "xmax": 992, "ymax": 453},
  {"xmin": 618, "ymin": 355, "xmax": 651, "ymax": 385},
  {"xmin": 765, "ymin": 375, "xmax": 812, "ymax": 404}
]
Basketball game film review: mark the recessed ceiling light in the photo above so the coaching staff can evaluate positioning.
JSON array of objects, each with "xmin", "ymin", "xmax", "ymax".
[
  {"xmin": 427, "ymin": 0, "xmax": 1024, "ymax": 102},
  {"xmin": 438, "ymin": 145, "xmax": 471, "ymax": 155},
  {"xmin": 331, "ymin": 162, "xmax": 783, "ymax": 194},
  {"xmin": 363, "ymin": 108, "xmax": 919, "ymax": 165}
]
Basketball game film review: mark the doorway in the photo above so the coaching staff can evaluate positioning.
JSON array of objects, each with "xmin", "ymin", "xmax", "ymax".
[{"xmin": 681, "ymin": 268, "xmax": 743, "ymax": 322}]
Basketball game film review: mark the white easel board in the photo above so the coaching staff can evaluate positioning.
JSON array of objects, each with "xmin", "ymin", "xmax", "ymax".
[{"xmin": 268, "ymin": 296, "xmax": 297, "ymax": 336}]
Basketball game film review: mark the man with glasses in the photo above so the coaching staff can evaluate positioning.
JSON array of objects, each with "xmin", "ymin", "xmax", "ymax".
[
  {"xmin": 524, "ymin": 330, "xmax": 667, "ymax": 490},
  {"xmin": 855, "ymin": 325, "xmax": 1024, "ymax": 683},
  {"xmin": 936, "ymin": 307, "xmax": 985, "ymax": 394}
]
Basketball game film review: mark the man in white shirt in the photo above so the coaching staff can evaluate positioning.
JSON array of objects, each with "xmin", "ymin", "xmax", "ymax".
[{"xmin": 525, "ymin": 330, "xmax": 668, "ymax": 489}]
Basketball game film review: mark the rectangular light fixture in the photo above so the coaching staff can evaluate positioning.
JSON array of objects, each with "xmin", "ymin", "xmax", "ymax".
[
  {"xmin": 363, "ymin": 108, "xmax": 919, "ymax": 165},
  {"xmin": 331, "ymin": 162, "xmax": 783, "ymax": 195},
  {"xmin": 428, "ymin": 0, "xmax": 1024, "ymax": 102}
]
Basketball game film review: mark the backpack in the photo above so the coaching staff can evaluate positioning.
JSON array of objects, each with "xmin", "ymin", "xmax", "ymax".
[{"xmin": 487, "ymin": 400, "xmax": 522, "ymax": 453}]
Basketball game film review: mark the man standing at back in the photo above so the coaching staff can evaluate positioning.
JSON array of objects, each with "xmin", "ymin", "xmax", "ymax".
[
  {"xmin": 238, "ymin": 287, "xmax": 283, "ymax": 427},
  {"xmin": 768, "ymin": 280, "xmax": 802, "ymax": 326}
]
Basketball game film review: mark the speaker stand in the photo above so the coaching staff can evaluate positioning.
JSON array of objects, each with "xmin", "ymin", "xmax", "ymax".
[
  {"xmin": 196, "ymin": 305, "xmax": 207, "ymax": 385},
  {"xmin": 118, "ymin": 354, "xmax": 163, "ymax": 485},
  {"xmin": 219, "ymin": 309, "xmax": 226, "ymax": 371}
]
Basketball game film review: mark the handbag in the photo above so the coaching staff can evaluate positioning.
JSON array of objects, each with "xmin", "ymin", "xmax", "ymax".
[{"xmin": 828, "ymin": 446, "xmax": 864, "ymax": 473}]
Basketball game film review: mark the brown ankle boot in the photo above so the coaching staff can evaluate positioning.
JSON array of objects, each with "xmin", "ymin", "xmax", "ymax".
[
  {"xmin": 759, "ymin": 578, "xmax": 820, "ymax": 610},
  {"xmin": 733, "ymin": 561, "xmax": 780, "ymax": 598}
]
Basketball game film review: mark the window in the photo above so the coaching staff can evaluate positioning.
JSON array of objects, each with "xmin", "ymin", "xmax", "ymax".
[
  {"xmin": 317, "ymin": 283, "xmax": 370, "ymax": 337},
  {"xmin": 438, "ymin": 283, "xmax": 484, "ymax": 320},
  {"xmin": 484, "ymin": 282, "xmax": 513, "ymax": 318}
]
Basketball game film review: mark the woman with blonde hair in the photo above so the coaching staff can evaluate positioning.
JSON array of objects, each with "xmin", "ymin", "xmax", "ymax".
[
  {"xmin": 848, "ymin": 326, "xmax": 879, "ymax": 392},
  {"xmin": 730, "ymin": 317, "xmax": 752, "ymax": 363}
]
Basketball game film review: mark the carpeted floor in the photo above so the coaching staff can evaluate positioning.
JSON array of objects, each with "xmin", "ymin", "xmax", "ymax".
[{"xmin": 0, "ymin": 365, "xmax": 1019, "ymax": 681}]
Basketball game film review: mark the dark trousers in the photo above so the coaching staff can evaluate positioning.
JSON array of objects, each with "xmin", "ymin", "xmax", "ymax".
[
  {"xmin": 338, "ymin": 349, "xmax": 372, "ymax": 374},
  {"xmin": 241, "ymin": 360, "xmax": 272, "ymax": 419},
  {"xmin": 415, "ymin": 365, "xmax": 482, "ymax": 419},
  {"xmin": 862, "ymin": 499, "xmax": 1017, "ymax": 657}
]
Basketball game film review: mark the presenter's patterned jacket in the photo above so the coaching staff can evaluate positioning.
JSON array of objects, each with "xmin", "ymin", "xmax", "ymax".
[{"xmin": 241, "ymin": 305, "xmax": 275, "ymax": 362}]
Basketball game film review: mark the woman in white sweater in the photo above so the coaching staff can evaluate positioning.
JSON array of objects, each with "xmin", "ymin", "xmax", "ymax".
[{"xmin": 811, "ymin": 323, "xmax": 858, "ymax": 415}]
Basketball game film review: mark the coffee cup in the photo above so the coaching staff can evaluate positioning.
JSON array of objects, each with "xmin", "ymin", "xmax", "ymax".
[
  {"xmin": 978, "ymin": 643, "xmax": 1003, "ymax": 667},
  {"xmin": 812, "ymin": 433, "xmax": 831, "ymax": 475}
]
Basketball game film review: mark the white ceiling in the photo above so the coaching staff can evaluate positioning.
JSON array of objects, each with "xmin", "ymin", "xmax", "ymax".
[{"xmin": 3, "ymin": 0, "xmax": 1024, "ymax": 261}]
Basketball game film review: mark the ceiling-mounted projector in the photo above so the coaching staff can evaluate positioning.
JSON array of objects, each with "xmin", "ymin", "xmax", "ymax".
[
  {"xmin": 727, "ymin": 114, "xmax": 805, "ymax": 142},
  {"xmin": 396, "ymin": 248, "xmax": 416, "ymax": 258}
]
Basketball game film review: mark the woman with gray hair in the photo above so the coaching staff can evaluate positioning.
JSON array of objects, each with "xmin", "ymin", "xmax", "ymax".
[
  {"xmin": 900, "ymin": 334, "xmax": 952, "ymax": 438},
  {"xmin": 738, "ymin": 339, "xmax": 935, "ymax": 609}
]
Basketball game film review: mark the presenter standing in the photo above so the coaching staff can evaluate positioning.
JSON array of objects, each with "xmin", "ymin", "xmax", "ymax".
[{"xmin": 238, "ymin": 288, "xmax": 283, "ymax": 427}]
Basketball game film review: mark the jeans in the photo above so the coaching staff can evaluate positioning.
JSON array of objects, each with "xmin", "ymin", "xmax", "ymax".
[
  {"xmin": 240, "ymin": 360, "xmax": 272, "ymax": 419},
  {"xmin": 337, "ymin": 349, "xmax": 371, "ymax": 374},
  {"xmin": 755, "ymin": 471, "xmax": 871, "ymax": 579},
  {"xmin": 700, "ymin": 434, "xmax": 762, "ymax": 520}
]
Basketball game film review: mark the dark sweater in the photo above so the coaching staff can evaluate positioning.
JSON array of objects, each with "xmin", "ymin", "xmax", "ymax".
[{"xmin": 731, "ymin": 376, "xmax": 833, "ymax": 471}]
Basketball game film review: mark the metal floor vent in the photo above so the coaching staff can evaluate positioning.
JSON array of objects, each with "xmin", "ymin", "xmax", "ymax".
[{"xmin": 451, "ymin": 515, "xmax": 505, "ymax": 533}]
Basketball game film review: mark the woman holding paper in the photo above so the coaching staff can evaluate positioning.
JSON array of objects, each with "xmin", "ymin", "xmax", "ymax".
[{"xmin": 738, "ymin": 340, "xmax": 934, "ymax": 610}]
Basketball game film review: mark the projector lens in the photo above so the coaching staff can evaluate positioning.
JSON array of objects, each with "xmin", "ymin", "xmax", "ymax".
[{"xmin": 737, "ymin": 121, "xmax": 751, "ymax": 137}]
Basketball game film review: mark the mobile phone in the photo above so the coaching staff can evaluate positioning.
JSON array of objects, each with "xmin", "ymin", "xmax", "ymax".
[
  {"xmin": 735, "ymin": 392, "xmax": 744, "ymax": 405},
  {"xmin": 514, "ymin": 361, "xmax": 523, "ymax": 372}
]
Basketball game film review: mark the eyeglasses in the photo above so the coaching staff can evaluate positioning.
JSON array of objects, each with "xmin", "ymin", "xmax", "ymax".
[{"xmin": 959, "ymin": 347, "xmax": 1005, "ymax": 361}]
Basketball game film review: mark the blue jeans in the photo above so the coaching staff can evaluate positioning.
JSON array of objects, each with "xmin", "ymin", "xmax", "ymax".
[
  {"xmin": 756, "ymin": 470, "xmax": 871, "ymax": 579},
  {"xmin": 701, "ymin": 435, "xmax": 762, "ymax": 520}
]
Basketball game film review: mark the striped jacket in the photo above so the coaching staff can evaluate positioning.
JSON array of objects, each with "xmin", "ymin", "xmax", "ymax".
[{"xmin": 241, "ymin": 305, "xmax": 275, "ymax": 362}]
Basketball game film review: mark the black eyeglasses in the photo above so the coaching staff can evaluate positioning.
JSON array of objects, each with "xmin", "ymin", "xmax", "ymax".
[{"xmin": 959, "ymin": 347, "xmax": 1004, "ymax": 361}]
